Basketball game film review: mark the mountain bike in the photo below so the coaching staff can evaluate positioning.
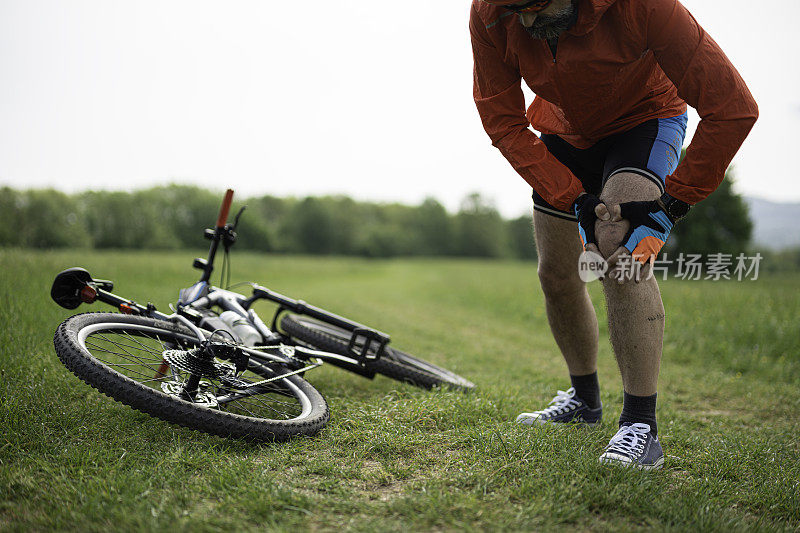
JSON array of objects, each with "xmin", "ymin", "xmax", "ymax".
[{"xmin": 51, "ymin": 190, "xmax": 474, "ymax": 441}]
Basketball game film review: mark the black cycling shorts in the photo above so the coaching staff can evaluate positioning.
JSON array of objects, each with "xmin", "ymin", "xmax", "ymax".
[{"xmin": 532, "ymin": 112, "xmax": 688, "ymax": 221}]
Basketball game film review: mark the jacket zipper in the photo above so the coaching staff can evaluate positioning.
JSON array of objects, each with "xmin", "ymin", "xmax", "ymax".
[
  {"xmin": 547, "ymin": 38, "xmax": 558, "ymax": 63},
  {"xmin": 547, "ymin": 39, "xmax": 561, "ymax": 100},
  {"xmin": 547, "ymin": 38, "xmax": 577, "ymax": 132}
]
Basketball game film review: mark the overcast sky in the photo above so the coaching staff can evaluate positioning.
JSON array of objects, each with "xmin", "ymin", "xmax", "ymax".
[{"xmin": 1, "ymin": 0, "xmax": 798, "ymax": 217}]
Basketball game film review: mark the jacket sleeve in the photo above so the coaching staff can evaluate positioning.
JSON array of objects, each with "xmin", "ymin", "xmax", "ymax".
[
  {"xmin": 470, "ymin": 6, "xmax": 584, "ymax": 211},
  {"xmin": 647, "ymin": 0, "xmax": 758, "ymax": 204}
]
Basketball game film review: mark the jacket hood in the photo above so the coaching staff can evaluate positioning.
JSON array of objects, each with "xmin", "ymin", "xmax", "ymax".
[{"xmin": 569, "ymin": 0, "xmax": 618, "ymax": 36}]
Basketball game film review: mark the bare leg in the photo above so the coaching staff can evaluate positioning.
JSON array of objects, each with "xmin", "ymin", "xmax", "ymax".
[
  {"xmin": 595, "ymin": 173, "xmax": 665, "ymax": 396},
  {"xmin": 533, "ymin": 211, "xmax": 599, "ymax": 376}
]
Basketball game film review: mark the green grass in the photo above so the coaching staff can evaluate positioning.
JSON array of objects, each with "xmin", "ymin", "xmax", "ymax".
[{"xmin": 1, "ymin": 248, "xmax": 799, "ymax": 531}]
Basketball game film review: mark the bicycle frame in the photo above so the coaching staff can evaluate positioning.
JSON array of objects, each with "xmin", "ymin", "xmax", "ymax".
[
  {"xmin": 51, "ymin": 188, "xmax": 392, "ymax": 378},
  {"xmin": 182, "ymin": 286, "xmax": 377, "ymax": 373}
]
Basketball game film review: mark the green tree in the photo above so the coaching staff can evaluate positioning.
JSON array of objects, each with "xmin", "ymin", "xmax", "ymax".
[
  {"xmin": 10, "ymin": 189, "xmax": 92, "ymax": 248},
  {"xmin": 354, "ymin": 203, "xmax": 406, "ymax": 258},
  {"xmin": 507, "ymin": 214, "xmax": 537, "ymax": 260},
  {"xmin": 285, "ymin": 197, "xmax": 339, "ymax": 254},
  {"xmin": 0, "ymin": 187, "xmax": 22, "ymax": 246},
  {"xmin": 138, "ymin": 185, "xmax": 220, "ymax": 248},
  {"xmin": 410, "ymin": 198, "xmax": 454, "ymax": 256},
  {"xmin": 326, "ymin": 196, "xmax": 360, "ymax": 255},
  {"xmin": 237, "ymin": 195, "xmax": 293, "ymax": 252},
  {"xmin": 80, "ymin": 190, "xmax": 180, "ymax": 249},
  {"xmin": 666, "ymin": 167, "xmax": 752, "ymax": 257},
  {"xmin": 454, "ymin": 193, "xmax": 508, "ymax": 258}
]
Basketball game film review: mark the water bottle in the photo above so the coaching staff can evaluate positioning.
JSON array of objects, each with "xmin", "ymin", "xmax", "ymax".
[{"xmin": 219, "ymin": 311, "xmax": 262, "ymax": 346}]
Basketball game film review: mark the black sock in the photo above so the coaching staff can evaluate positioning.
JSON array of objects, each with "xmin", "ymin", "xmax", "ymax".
[
  {"xmin": 570, "ymin": 371, "xmax": 601, "ymax": 409},
  {"xmin": 619, "ymin": 392, "xmax": 658, "ymax": 436}
]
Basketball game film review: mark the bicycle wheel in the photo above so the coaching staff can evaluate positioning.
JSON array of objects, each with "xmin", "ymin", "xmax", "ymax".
[
  {"xmin": 53, "ymin": 313, "xmax": 329, "ymax": 441},
  {"xmin": 279, "ymin": 314, "xmax": 474, "ymax": 391}
]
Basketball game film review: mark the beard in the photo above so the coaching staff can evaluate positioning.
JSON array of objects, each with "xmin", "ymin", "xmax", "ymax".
[{"xmin": 523, "ymin": 1, "xmax": 579, "ymax": 40}]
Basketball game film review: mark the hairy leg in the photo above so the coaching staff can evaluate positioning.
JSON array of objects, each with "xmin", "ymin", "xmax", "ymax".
[
  {"xmin": 596, "ymin": 173, "xmax": 665, "ymax": 396},
  {"xmin": 533, "ymin": 211, "xmax": 599, "ymax": 375}
]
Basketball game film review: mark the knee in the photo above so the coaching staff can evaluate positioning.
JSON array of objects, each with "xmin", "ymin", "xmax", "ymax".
[
  {"xmin": 538, "ymin": 261, "xmax": 583, "ymax": 298},
  {"xmin": 595, "ymin": 219, "xmax": 629, "ymax": 258},
  {"xmin": 597, "ymin": 172, "xmax": 660, "ymax": 257}
]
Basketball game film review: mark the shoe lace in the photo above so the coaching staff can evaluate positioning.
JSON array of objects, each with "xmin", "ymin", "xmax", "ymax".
[
  {"xmin": 606, "ymin": 423, "xmax": 651, "ymax": 456},
  {"xmin": 536, "ymin": 387, "xmax": 581, "ymax": 416}
]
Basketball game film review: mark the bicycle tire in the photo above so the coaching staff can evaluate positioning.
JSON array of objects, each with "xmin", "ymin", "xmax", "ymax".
[
  {"xmin": 279, "ymin": 314, "xmax": 475, "ymax": 391},
  {"xmin": 53, "ymin": 312, "xmax": 329, "ymax": 441}
]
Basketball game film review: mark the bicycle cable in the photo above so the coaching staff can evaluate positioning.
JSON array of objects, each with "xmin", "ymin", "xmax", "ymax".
[
  {"xmin": 226, "ymin": 281, "xmax": 256, "ymax": 290},
  {"xmin": 220, "ymin": 246, "xmax": 232, "ymax": 290}
]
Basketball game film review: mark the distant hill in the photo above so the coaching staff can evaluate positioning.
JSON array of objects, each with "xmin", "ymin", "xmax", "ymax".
[{"xmin": 745, "ymin": 197, "xmax": 800, "ymax": 250}]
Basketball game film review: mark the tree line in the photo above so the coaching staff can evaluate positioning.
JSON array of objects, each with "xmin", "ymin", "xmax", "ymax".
[
  {"xmin": 0, "ymin": 186, "xmax": 537, "ymax": 259},
  {"xmin": 0, "ymin": 175, "xmax": 754, "ymax": 260}
]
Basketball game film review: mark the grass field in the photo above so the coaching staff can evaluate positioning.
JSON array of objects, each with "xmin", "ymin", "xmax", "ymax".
[{"xmin": 1, "ymin": 248, "xmax": 799, "ymax": 531}]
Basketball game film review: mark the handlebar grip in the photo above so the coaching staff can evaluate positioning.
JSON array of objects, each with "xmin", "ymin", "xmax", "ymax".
[{"xmin": 216, "ymin": 189, "xmax": 234, "ymax": 228}]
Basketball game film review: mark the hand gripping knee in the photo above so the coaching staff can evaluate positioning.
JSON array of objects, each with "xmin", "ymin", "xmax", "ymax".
[
  {"xmin": 617, "ymin": 200, "xmax": 675, "ymax": 264},
  {"xmin": 573, "ymin": 193, "xmax": 604, "ymax": 250}
]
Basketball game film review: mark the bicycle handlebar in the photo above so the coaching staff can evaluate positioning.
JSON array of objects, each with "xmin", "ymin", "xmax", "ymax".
[
  {"xmin": 196, "ymin": 189, "xmax": 235, "ymax": 283},
  {"xmin": 216, "ymin": 189, "xmax": 234, "ymax": 228}
]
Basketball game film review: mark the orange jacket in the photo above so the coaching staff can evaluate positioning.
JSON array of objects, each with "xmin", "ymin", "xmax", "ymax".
[{"xmin": 470, "ymin": 0, "xmax": 758, "ymax": 211}]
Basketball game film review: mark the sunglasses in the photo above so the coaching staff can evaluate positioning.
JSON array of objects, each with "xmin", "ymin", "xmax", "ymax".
[{"xmin": 492, "ymin": 0, "xmax": 554, "ymax": 14}]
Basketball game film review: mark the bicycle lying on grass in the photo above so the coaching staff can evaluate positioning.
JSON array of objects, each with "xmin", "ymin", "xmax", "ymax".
[{"xmin": 50, "ymin": 189, "xmax": 474, "ymax": 441}]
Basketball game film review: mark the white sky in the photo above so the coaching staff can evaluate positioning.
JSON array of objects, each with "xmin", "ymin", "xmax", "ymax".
[{"xmin": 1, "ymin": 0, "xmax": 798, "ymax": 217}]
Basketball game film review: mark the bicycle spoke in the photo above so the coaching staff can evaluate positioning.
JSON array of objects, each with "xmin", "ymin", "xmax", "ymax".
[
  {"xmin": 224, "ymin": 397, "xmax": 293, "ymax": 419},
  {"xmin": 84, "ymin": 336, "xmax": 182, "ymax": 385},
  {"xmin": 97, "ymin": 358, "xmax": 175, "ymax": 383},
  {"xmin": 224, "ymin": 402, "xmax": 260, "ymax": 418},
  {"xmin": 85, "ymin": 341, "xmax": 162, "ymax": 370},
  {"xmin": 253, "ymin": 394, "xmax": 302, "ymax": 412},
  {"xmin": 88, "ymin": 336, "xmax": 150, "ymax": 365},
  {"xmin": 89, "ymin": 335, "xmax": 161, "ymax": 366},
  {"xmin": 120, "ymin": 331, "xmax": 166, "ymax": 356},
  {"xmin": 205, "ymin": 374, "xmax": 300, "ymax": 418},
  {"xmin": 136, "ymin": 375, "xmax": 177, "ymax": 385},
  {"xmin": 234, "ymin": 394, "xmax": 299, "ymax": 417},
  {"xmin": 154, "ymin": 332, "xmax": 192, "ymax": 352},
  {"xmin": 85, "ymin": 338, "xmax": 155, "ymax": 360},
  {"xmin": 85, "ymin": 341, "xmax": 164, "ymax": 370},
  {"xmin": 214, "ymin": 383, "xmax": 297, "ymax": 407},
  {"xmin": 154, "ymin": 332, "xmax": 187, "ymax": 380},
  {"xmin": 99, "ymin": 362, "xmax": 165, "ymax": 367},
  {"xmin": 99, "ymin": 332, "xmax": 163, "ymax": 358}
]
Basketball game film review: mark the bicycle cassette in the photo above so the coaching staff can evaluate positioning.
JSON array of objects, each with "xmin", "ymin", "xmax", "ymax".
[{"xmin": 162, "ymin": 348, "xmax": 236, "ymax": 378}]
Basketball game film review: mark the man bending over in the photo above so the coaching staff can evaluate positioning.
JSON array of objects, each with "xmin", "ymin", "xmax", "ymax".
[{"xmin": 470, "ymin": 0, "xmax": 757, "ymax": 469}]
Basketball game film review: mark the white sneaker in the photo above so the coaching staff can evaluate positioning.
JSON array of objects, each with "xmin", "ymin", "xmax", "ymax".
[
  {"xmin": 599, "ymin": 423, "xmax": 664, "ymax": 470},
  {"xmin": 516, "ymin": 387, "xmax": 602, "ymax": 426}
]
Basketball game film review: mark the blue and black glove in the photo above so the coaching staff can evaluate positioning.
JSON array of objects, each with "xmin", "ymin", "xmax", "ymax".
[
  {"xmin": 616, "ymin": 200, "xmax": 675, "ymax": 264},
  {"xmin": 573, "ymin": 193, "xmax": 604, "ymax": 250}
]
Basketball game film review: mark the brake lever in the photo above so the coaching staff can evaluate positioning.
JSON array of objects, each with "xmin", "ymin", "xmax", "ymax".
[
  {"xmin": 231, "ymin": 206, "xmax": 247, "ymax": 231},
  {"xmin": 221, "ymin": 207, "xmax": 245, "ymax": 252}
]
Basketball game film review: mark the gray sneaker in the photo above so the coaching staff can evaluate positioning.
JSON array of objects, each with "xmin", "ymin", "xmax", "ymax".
[
  {"xmin": 599, "ymin": 423, "xmax": 664, "ymax": 470},
  {"xmin": 515, "ymin": 387, "xmax": 602, "ymax": 426}
]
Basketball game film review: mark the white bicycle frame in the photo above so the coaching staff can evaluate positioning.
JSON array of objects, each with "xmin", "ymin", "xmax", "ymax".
[{"xmin": 179, "ymin": 283, "xmax": 368, "ymax": 370}]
